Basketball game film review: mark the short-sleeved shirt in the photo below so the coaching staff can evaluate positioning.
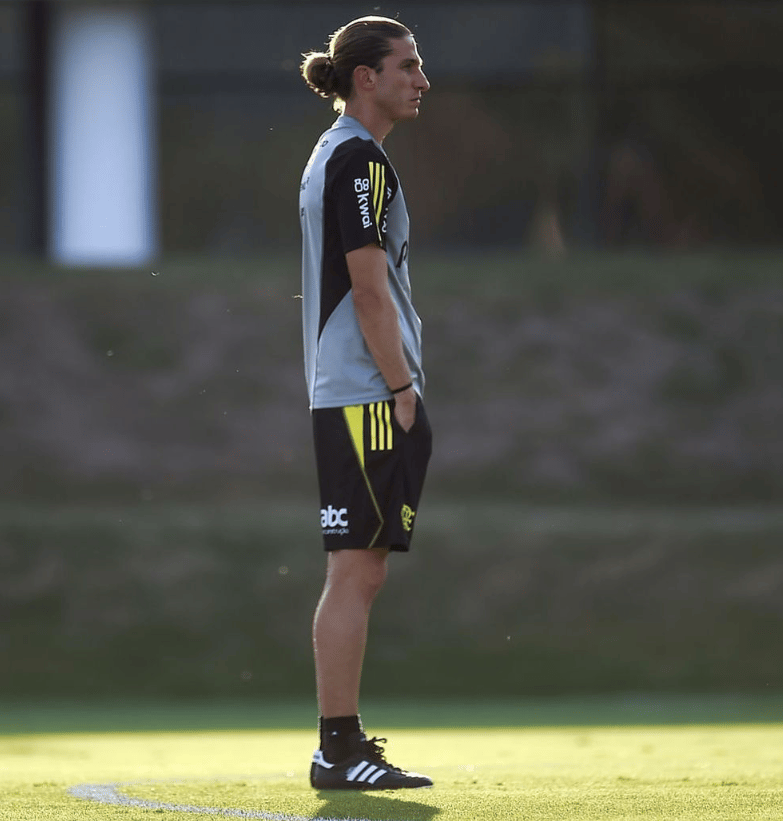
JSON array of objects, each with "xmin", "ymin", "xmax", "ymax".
[{"xmin": 299, "ymin": 115, "xmax": 424, "ymax": 410}]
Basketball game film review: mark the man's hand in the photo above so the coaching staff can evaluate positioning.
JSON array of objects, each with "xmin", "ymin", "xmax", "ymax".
[{"xmin": 393, "ymin": 385, "xmax": 416, "ymax": 432}]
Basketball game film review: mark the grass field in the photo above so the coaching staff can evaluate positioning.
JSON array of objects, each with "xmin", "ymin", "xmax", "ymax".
[
  {"xmin": 3, "ymin": 697, "xmax": 782, "ymax": 820},
  {"xmin": 5, "ymin": 500, "xmax": 783, "ymax": 698},
  {"xmin": 3, "ymin": 251, "xmax": 783, "ymax": 816}
]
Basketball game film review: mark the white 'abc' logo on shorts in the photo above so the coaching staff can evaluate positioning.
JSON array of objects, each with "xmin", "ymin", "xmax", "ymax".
[{"xmin": 321, "ymin": 505, "xmax": 349, "ymax": 533}]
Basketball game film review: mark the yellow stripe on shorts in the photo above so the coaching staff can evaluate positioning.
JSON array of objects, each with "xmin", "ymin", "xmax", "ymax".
[
  {"xmin": 342, "ymin": 403, "xmax": 385, "ymax": 547},
  {"xmin": 368, "ymin": 401, "xmax": 393, "ymax": 452},
  {"xmin": 343, "ymin": 405, "xmax": 365, "ymax": 467}
]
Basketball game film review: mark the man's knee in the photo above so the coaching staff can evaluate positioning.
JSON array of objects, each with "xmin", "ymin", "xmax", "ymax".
[
  {"xmin": 327, "ymin": 548, "xmax": 388, "ymax": 601},
  {"xmin": 362, "ymin": 551, "xmax": 388, "ymax": 598}
]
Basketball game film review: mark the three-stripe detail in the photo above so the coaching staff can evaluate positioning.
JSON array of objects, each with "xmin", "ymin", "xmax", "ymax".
[
  {"xmin": 368, "ymin": 402, "xmax": 393, "ymax": 451},
  {"xmin": 346, "ymin": 760, "xmax": 388, "ymax": 785},
  {"xmin": 342, "ymin": 404, "xmax": 385, "ymax": 547},
  {"xmin": 368, "ymin": 161, "xmax": 386, "ymax": 243}
]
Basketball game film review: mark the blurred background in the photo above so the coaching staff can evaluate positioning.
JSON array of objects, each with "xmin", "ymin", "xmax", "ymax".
[{"xmin": 1, "ymin": 1, "xmax": 782, "ymax": 702}]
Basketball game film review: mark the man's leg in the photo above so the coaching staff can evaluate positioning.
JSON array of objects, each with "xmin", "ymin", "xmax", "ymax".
[
  {"xmin": 309, "ymin": 544, "xmax": 433, "ymax": 789},
  {"xmin": 313, "ymin": 547, "xmax": 388, "ymax": 718}
]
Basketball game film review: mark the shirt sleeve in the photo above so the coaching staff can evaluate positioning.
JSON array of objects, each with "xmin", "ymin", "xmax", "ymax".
[{"xmin": 332, "ymin": 147, "xmax": 392, "ymax": 253}]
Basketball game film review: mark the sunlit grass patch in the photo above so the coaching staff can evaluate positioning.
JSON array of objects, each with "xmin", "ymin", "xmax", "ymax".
[{"xmin": 3, "ymin": 719, "xmax": 783, "ymax": 820}]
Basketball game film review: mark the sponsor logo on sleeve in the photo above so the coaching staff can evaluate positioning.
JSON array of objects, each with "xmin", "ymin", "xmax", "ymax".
[
  {"xmin": 354, "ymin": 177, "xmax": 372, "ymax": 229},
  {"xmin": 354, "ymin": 163, "xmax": 388, "ymax": 242}
]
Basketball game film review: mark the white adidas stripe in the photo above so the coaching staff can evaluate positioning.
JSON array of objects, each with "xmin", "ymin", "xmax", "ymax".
[
  {"xmin": 366, "ymin": 768, "xmax": 386, "ymax": 784},
  {"xmin": 346, "ymin": 760, "xmax": 386, "ymax": 783}
]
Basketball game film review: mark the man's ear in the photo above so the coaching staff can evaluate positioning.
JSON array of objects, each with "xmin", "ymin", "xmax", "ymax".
[{"xmin": 353, "ymin": 65, "xmax": 375, "ymax": 91}]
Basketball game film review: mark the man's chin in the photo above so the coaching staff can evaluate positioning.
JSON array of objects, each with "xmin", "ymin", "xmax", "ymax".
[{"xmin": 389, "ymin": 106, "xmax": 420, "ymax": 125}]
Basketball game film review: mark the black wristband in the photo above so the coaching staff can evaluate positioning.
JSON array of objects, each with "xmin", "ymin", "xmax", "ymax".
[{"xmin": 390, "ymin": 381, "xmax": 413, "ymax": 395}]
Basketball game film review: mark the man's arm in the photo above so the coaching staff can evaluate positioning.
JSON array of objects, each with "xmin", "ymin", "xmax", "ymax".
[{"xmin": 346, "ymin": 243, "xmax": 416, "ymax": 431}]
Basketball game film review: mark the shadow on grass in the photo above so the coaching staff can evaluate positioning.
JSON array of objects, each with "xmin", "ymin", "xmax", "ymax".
[{"xmin": 314, "ymin": 790, "xmax": 440, "ymax": 820}]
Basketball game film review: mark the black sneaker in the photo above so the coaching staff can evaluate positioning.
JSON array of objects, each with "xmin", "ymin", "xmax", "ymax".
[{"xmin": 310, "ymin": 732, "xmax": 433, "ymax": 790}]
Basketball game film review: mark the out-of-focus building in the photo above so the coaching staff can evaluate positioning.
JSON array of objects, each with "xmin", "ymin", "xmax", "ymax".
[{"xmin": 1, "ymin": 1, "xmax": 782, "ymax": 264}]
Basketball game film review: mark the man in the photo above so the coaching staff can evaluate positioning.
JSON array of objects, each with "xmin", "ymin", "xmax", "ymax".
[{"xmin": 299, "ymin": 16, "xmax": 433, "ymax": 790}]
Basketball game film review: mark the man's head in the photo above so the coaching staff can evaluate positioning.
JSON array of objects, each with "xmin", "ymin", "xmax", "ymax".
[{"xmin": 301, "ymin": 16, "xmax": 428, "ymax": 119}]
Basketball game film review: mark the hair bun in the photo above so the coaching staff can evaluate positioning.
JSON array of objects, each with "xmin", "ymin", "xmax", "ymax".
[
  {"xmin": 301, "ymin": 17, "xmax": 411, "ymax": 109},
  {"xmin": 301, "ymin": 52, "xmax": 336, "ymax": 98}
]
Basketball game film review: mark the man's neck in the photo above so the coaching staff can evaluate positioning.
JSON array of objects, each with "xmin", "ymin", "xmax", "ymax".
[{"xmin": 343, "ymin": 101, "xmax": 394, "ymax": 144}]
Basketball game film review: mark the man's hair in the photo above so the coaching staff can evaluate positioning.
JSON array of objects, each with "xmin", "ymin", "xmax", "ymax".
[{"xmin": 301, "ymin": 16, "xmax": 412, "ymax": 112}]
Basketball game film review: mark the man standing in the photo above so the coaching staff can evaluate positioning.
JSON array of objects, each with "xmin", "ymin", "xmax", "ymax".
[{"xmin": 299, "ymin": 16, "xmax": 433, "ymax": 790}]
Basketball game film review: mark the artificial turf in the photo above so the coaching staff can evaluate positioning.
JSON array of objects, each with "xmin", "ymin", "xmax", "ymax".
[{"xmin": 3, "ymin": 698, "xmax": 782, "ymax": 820}]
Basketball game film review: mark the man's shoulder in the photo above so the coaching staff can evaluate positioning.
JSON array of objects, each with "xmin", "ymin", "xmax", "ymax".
[
  {"xmin": 323, "ymin": 117, "xmax": 386, "ymax": 161},
  {"xmin": 326, "ymin": 137, "xmax": 398, "ymax": 200},
  {"xmin": 326, "ymin": 134, "xmax": 386, "ymax": 168},
  {"xmin": 307, "ymin": 127, "xmax": 379, "ymax": 179}
]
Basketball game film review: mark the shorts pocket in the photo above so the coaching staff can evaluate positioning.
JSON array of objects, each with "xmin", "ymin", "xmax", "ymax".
[{"xmin": 389, "ymin": 397, "xmax": 420, "ymax": 435}]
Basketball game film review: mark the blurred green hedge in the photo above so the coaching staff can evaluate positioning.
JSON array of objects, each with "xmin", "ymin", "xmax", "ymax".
[
  {"xmin": 2, "ymin": 502, "xmax": 783, "ymax": 697},
  {"xmin": 2, "ymin": 251, "xmax": 782, "ymax": 696}
]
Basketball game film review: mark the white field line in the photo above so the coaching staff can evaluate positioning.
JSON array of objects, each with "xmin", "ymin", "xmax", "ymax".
[{"xmin": 68, "ymin": 781, "xmax": 375, "ymax": 821}]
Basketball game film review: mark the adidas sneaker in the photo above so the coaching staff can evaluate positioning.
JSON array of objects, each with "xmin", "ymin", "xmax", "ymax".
[{"xmin": 310, "ymin": 732, "xmax": 433, "ymax": 790}]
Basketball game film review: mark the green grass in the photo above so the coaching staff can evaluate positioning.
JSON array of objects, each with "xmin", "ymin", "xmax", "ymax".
[
  {"xmin": 3, "ymin": 694, "xmax": 783, "ymax": 735},
  {"xmin": 4, "ymin": 501, "xmax": 783, "ymax": 698},
  {"xmin": 4, "ymin": 248, "xmax": 783, "ymax": 295},
  {"xmin": 3, "ymin": 698, "xmax": 783, "ymax": 820}
]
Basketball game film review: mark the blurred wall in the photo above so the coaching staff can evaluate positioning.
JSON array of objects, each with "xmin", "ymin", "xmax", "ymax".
[
  {"xmin": 49, "ymin": 3, "xmax": 157, "ymax": 265},
  {"xmin": 153, "ymin": 0, "xmax": 594, "ymax": 253},
  {"xmin": 1, "ymin": 1, "xmax": 782, "ymax": 257}
]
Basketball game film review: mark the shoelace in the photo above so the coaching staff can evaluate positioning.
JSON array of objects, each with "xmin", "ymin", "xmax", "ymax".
[{"xmin": 364, "ymin": 737, "xmax": 403, "ymax": 773}]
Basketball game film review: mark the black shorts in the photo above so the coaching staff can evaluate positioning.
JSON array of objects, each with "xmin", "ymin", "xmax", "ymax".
[{"xmin": 312, "ymin": 395, "xmax": 432, "ymax": 551}]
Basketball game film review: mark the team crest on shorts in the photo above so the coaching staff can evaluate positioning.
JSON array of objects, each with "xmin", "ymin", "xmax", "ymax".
[{"xmin": 400, "ymin": 504, "xmax": 416, "ymax": 532}]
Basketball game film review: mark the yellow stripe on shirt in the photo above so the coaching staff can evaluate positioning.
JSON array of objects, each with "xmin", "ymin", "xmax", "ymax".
[{"xmin": 369, "ymin": 161, "xmax": 385, "ymax": 243}]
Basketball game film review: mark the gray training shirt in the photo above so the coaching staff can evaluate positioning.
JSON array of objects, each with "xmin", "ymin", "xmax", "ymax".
[{"xmin": 299, "ymin": 115, "xmax": 424, "ymax": 410}]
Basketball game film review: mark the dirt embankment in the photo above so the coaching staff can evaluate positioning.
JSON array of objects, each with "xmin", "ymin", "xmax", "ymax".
[{"xmin": 1, "ymin": 279, "xmax": 781, "ymax": 503}]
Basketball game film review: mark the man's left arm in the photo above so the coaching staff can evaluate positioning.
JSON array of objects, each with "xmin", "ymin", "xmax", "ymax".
[{"xmin": 346, "ymin": 243, "xmax": 416, "ymax": 431}]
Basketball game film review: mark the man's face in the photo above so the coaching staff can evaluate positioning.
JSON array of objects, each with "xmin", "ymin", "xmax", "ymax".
[{"xmin": 372, "ymin": 36, "xmax": 430, "ymax": 123}]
